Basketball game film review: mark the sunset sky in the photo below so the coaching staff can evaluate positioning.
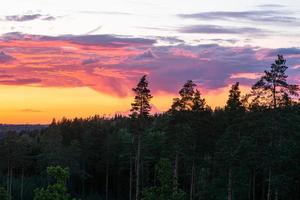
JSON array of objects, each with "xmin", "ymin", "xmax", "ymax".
[{"xmin": 0, "ymin": 0, "xmax": 300, "ymax": 124}]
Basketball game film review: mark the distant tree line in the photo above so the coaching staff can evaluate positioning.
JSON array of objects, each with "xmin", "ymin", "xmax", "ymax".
[{"xmin": 0, "ymin": 55, "xmax": 299, "ymax": 200}]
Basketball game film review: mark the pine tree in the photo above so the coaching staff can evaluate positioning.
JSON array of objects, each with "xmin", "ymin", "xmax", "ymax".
[
  {"xmin": 131, "ymin": 75, "xmax": 153, "ymax": 200},
  {"xmin": 168, "ymin": 80, "xmax": 196, "ymax": 193},
  {"xmin": 221, "ymin": 82, "xmax": 245, "ymax": 200},
  {"xmin": 250, "ymin": 55, "xmax": 299, "ymax": 108},
  {"xmin": 192, "ymin": 89, "xmax": 206, "ymax": 112},
  {"xmin": 131, "ymin": 75, "xmax": 153, "ymax": 119},
  {"xmin": 249, "ymin": 55, "xmax": 299, "ymax": 199},
  {"xmin": 225, "ymin": 82, "xmax": 244, "ymax": 115}
]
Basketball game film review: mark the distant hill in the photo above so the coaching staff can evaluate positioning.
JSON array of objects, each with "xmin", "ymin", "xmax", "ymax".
[{"xmin": 0, "ymin": 124, "xmax": 48, "ymax": 134}]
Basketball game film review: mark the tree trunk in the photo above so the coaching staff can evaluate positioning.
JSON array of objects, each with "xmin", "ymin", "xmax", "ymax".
[
  {"xmin": 267, "ymin": 169, "xmax": 272, "ymax": 200},
  {"xmin": 273, "ymin": 83, "xmax": 276, "ymax": 109},
  {"xmin": 252, "ymin": 169, "xmax": 256, "ymax": 200},
  {"xmin": 129, "ymin": 155, "xmax": 133, "ymax": 200},
  {"xmin": 106, "ymin": 159, "xmax": 109, "ymax": 200},
  {"xmin": 190, "ymin": 159, "xmax": 195, "ymax": 200},
  {"xmin": 135, "ymin": 134, "xmax": 141, "ymax": 200},
  {"xmin": 248, "ymin": 173, "xmax": 252, "ymax": 200},
  {"xmin": 81, "ymin": 163, "xmax": 86, "ymax": 198},
  {"xmin": 9, "ymin": 167, "xmax": 12, "ymax": 198},
  {"xmin": 6, "ymin": 160, "xmax": 9, "ymax": 195},
  {"xmin": 20, "ymin": 167, "xmax": 24, "ymax": 200},
  {"xmin": 228, "ymin": 168, "xmax": 233, "ymax": 200},
  {"xmin": 173, "ymin": 151, "xmax": 179, "ymax": 192},
  {"xmin": 275, "ymin": 189, "xmax": 278, "ymax": 200}
]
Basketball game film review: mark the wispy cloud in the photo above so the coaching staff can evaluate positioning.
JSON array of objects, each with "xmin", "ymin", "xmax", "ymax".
[
  {"xmin": 0, "ymin": 51, "xmax": 15, "ymax": 63},
  {"xmin": 0, "ymin": 78, "xmax": 41, "ymax": 85},
  {"xmin": 20, "ymin": 109, "xmax": 43, "ymax": 113},
  {"xmin": 4, "ymin": 14, "xmax": 56, "ymax": 22},
  {"xmin": 257, "ymin": 4, "xmax": 285, "ymax": 9},
  {"xmin": 178, "ymin": 24, "xmax": 267, "ymax": 35},
  {"xmin": 178, "ymin": 10, "xmax": 299, "ymax": 25},
  {"xmin": 86, "ymin": 26, "xmax": 102, "ymax": 35},
  {"xmin": 78, "ymin": 10, "xmax": 131, "ymax": 16}
]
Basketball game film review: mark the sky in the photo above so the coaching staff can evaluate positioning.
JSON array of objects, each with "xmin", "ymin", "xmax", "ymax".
[{"xmin": 0, "ymin": 0, "xmax": 300, "ymax": 124}]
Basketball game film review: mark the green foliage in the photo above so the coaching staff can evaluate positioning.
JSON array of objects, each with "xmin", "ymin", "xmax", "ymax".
[
  {"xmin": 33, "ymin": 166, "xmax": 77, "ymax": 200},
  {"xmin": 142, "ymin": 159, "xmax": 186, "ymax": 200},
  {"xmin": 0, "ymin": 187, "xmax": 10, "ymax": 200}
]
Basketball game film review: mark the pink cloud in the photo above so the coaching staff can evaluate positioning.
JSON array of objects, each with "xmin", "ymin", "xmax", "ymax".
[{"xmin": 0, "ymin": 32, "xmax": 299, "ymax": 97}]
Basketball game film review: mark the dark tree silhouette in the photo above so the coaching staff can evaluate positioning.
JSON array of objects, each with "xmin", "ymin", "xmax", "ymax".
[
  {"xmin": 250, "ymin": 55, "xmax": 299, "ymax": 108},
  {"xmin": 130, "ymin": 75, "xmax": 153, "ymax": 200}
]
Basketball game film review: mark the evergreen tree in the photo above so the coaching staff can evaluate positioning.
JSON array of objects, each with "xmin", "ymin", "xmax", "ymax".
[
  {"xmin": 141, "ymin": 159, "xmax": 186, "ymax": 200},
  {"xmin": 131, "ymin": 75, "xmax": 153, "ymax": 200},
  {"xmin": 33, "ymin": 166, "xmax": 77, "ymax": 200},
  {"xmin": 0, "ymin": 187, "xmax": 10, "ymax": 200},
  {"xmin": 250, "ymin": 55, "xmax": 299, "ymax": 108},
  {"xmin": 131, "ymin": 75, "xmax": 153, "ymax": 119},
  {"xmin": 225, "ymin": 82, "xmax": 244, "ymax": 114},
  {"xmin": 192, "ymin": 90, "xmax": 206, "ymax": 112},
  {"xmin": 219, "ymin": 82, "xmax": 245, "ymax": 200},
  {"xmin": 171, "ymin": 80, "xmax": 196, "ymax": 111}
]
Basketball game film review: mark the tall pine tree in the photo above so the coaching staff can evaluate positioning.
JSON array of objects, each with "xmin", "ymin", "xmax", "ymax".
[
  {"xmin": 131, "ymin": 75, "xmax": 153, "ymax": 200},
  {"xmin": 250, "ymin": 55, "xmax": 299, "ymax": 108}
]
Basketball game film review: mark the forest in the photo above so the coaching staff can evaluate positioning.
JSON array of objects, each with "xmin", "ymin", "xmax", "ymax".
[{"xmin": 0, "ymin": 54, "xmax": 299, "ymax": 200}]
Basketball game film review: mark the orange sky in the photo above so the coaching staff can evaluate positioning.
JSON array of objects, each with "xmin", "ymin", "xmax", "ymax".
[{"xmin": 0, "ymin": 84, "xmax": 250, "ymax": 124}]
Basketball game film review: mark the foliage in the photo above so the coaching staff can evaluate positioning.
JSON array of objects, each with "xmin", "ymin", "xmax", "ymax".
[
  {"xmin": 0, "ymin": 187, "xmax": 10, "ymax": 200},
  {"xmin": 141, "ymin": 159, "xmax": 186, "ymax": 200},
  {"xmin": 33, "ymin": 166, "xmax": 77, "ymax": 200},
  {"xmin": 249, "ymin": 54, "xmax": 299, "ymax": 108}
]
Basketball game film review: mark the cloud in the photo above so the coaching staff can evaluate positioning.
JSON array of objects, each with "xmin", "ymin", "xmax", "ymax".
[
  {"xmin": 179, "ymin": 24, "xmax": 267, "ymax": 35},
  {"xmin": 81, "ymin": 58, "xmax": 100, "ymax": 65},
  {"xmin": 178, "ymin": 10, "xmax": 299, "ymax": 25},
  {"xmin": 20, "ymin": 109, "xmax": 43, "ymax": 113},
  {"xmin": 133, "ymin": 50, "xmax": 157, "ymax": 60},
  {"xmin": 86, "ymin": 26, "xmax": 102, "ymax": 35},
  {"xmin": 78, "ymin": 10, "xmax": 131, "ymax": 16},
  {"xmin": 39, "ymin": 34, "xmax": 156, "ymax": 48},
  {"xmin": 0, "ymin": 51, "xmax": 15, "ymax": 63},
  {"xmin": 154, "ymin": 36, "xmax": 184, "ymax": 44},
  {"xmin": 0, "ymin": 32, "xmax": 299, "ymax": 97},
  {"xmin": 0, "ymin": 78, "xmax": 41, "ymax": 85},
  {"xmin": 195, "ymin": 38, "xmax": 239, "ymax": 44},
  {"xmin": 258, "ymin": 4, "xmax": 285, "ymax": 8},
  {"xmin": 4, "ymin": 14, "xmax": 56, "ymax": 22},
  {"xmin": 267, "ymin": 47, "xmax": 300, "ymax": 57}
]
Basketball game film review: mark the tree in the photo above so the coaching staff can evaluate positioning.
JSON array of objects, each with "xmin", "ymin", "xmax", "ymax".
[
  {"xmin": 131, "ymin": 75, "xmax": 153, "ymax": 119},
  {"xmin": 131, "ymin": 75, "xmax": 153, "ymax": 200},
  {"xmin": 225, "ymin": 82, "xmax": 244, "ymax": 114},
  {"xmin": 168, "ymin": 80, "xmax": 197, "ymax": 193},
  {"xmin": 250, "ymin": 55, "xmax": 299, "ymax": 108},
  {"xmin": 171, "ymin": 80, "xmax": 196, "ymax": 111},
  {"xmin": 192, "ymin": 90, "xmax": 206, "ymax": 112},
  {"xmin": 33, "ymin": 165, "xmax": 76, "ymax": 200},
  {"xmin": 219, "ymin": 82, "xmax": 245, "ymax": 200},
  {"xmin": 0, "ymin": 187, "xmax": 10, "ymax": 200},
  {"xmin": 141, "ymin": 159, "xmax": 186, "ymax": 200},
  {"xmin": 248, "ymin": 55, "xmax": 299, "ymax": 200}
]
